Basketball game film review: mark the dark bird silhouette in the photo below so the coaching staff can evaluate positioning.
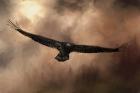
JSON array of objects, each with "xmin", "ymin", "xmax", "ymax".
[{"xmin": 8, "ymin": 20, "xmax": 119, "ymax": 62}]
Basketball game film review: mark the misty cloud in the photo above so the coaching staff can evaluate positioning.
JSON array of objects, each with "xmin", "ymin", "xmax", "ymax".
[
  {"xmin": 0, "ymin": 0, "xmax": 12, "ymax": 15},
  {"xmin": 55, "ymin": 0, "xmax": 91, "ymax": 12},
  {"xmin": 114, "ymin": 0, "xmax": 140, "ymax": 8},
  {"xmin": 0, "ymin": 0, "xmax": 140, "ymax": 93}
]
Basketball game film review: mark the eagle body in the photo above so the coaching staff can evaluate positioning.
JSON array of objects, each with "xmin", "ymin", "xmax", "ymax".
[
  {"xmin": 9, "ymin": 20, "xmax": 119, "ymax": 62},
  {"xmin": 16, "ymin": 29, "xmax": 119, "ymax": 61}
]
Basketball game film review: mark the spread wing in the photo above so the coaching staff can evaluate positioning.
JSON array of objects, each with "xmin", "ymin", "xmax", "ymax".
[
  {"xmin": 8, "ymin": 20, "xmax": 61, "ymax": 49},
  {"xmin": 71, "ymin": 44, "xmax": 119, "ymax": 53},
  {"xmin": 8, "ymin": 20, "xmax": 119, "ymax": 62}
]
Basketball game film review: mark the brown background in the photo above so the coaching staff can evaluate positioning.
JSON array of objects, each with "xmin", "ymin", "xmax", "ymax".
[{"xmin": 0, "ymin": 0, "xmax": 140, "ymax": 93}]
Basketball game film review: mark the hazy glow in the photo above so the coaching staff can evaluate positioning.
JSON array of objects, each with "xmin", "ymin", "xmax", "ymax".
[{"xmin": 18, "ymin": 1, "xmax": 45, "ymax": 22}]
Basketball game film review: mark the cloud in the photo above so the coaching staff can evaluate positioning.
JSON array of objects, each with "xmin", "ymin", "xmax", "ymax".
[
  {"xmin": 0, "ymin": 0, "xmax": 12, "ymax": 15},
  {"xmin": 0, "ymin": 0, "xmax": 140, "ymax": 93},
  {"xmin": 114, "ymin": 0, "xmax": 140, "ymax": 8}
]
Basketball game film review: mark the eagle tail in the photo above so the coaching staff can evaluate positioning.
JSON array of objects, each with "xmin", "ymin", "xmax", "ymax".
[{"xmin": 55, "ymin": 53, "xmax": 69, "ymax": 62}]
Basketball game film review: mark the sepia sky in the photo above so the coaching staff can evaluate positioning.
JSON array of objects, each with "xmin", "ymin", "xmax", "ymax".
[{"xmin": 0, "ymin": 0, "xmax": 140, "ymax": 93}]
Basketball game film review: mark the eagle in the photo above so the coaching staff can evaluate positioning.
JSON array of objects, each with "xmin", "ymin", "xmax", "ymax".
[{"xmin": 9, "ymin": 20, "xmax": 119, "ymax": 62}]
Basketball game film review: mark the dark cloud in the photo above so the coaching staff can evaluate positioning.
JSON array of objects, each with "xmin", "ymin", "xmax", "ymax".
[
  {"xmin": 54, "ymin": 0, "xmax": 91, "ymax": 13},
  {"xmin": 0, "ymin": 0, "xmax": 140, "ymax": 93},
  {"xmin": 0, "ymin": 48, "xmax": 14, "ymax": 68},
  {"xmin": 116, "ymin": 38, "xmax": 140, "ymax": 80},
  {"xmin": 114, "ymin": 0, "xmax": 140, "ymax": 9},
  {"xmin": 0, "ymin": 0, "xmax": 12, "ymax": 14}
]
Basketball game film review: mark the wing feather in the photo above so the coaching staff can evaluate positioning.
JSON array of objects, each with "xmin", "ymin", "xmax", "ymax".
[
  {"xmin": 72, "ymin": 44, "xmax": 119, "ymax": 53},
  {"xmin": 8, "ymin": 20, "xmax": 61, "ymax": 48},
  {"xmin": 16, "ymin": 28, "xmax": 61, "ymax": 48},
  {"xmin": 8, "ymin": 20, "xmax": 119, "ymax": 55}
]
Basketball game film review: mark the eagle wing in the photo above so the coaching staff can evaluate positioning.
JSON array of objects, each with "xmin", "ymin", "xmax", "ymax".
[
  {"xmin": 8, "ymin": 20, "xmax": 61, "ymax": 49},
  {"xmin": 8, "ymin": 20, "xmax": 119, "ymax": 62},
  {"xmin": 71, "ymin": 44, "xmax": 119, "ymax": 53}
]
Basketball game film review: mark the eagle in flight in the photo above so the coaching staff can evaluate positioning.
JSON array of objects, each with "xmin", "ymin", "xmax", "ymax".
[{"xmin": 9, "ymin": 20, "xmax": 119, "ymax": 62}]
